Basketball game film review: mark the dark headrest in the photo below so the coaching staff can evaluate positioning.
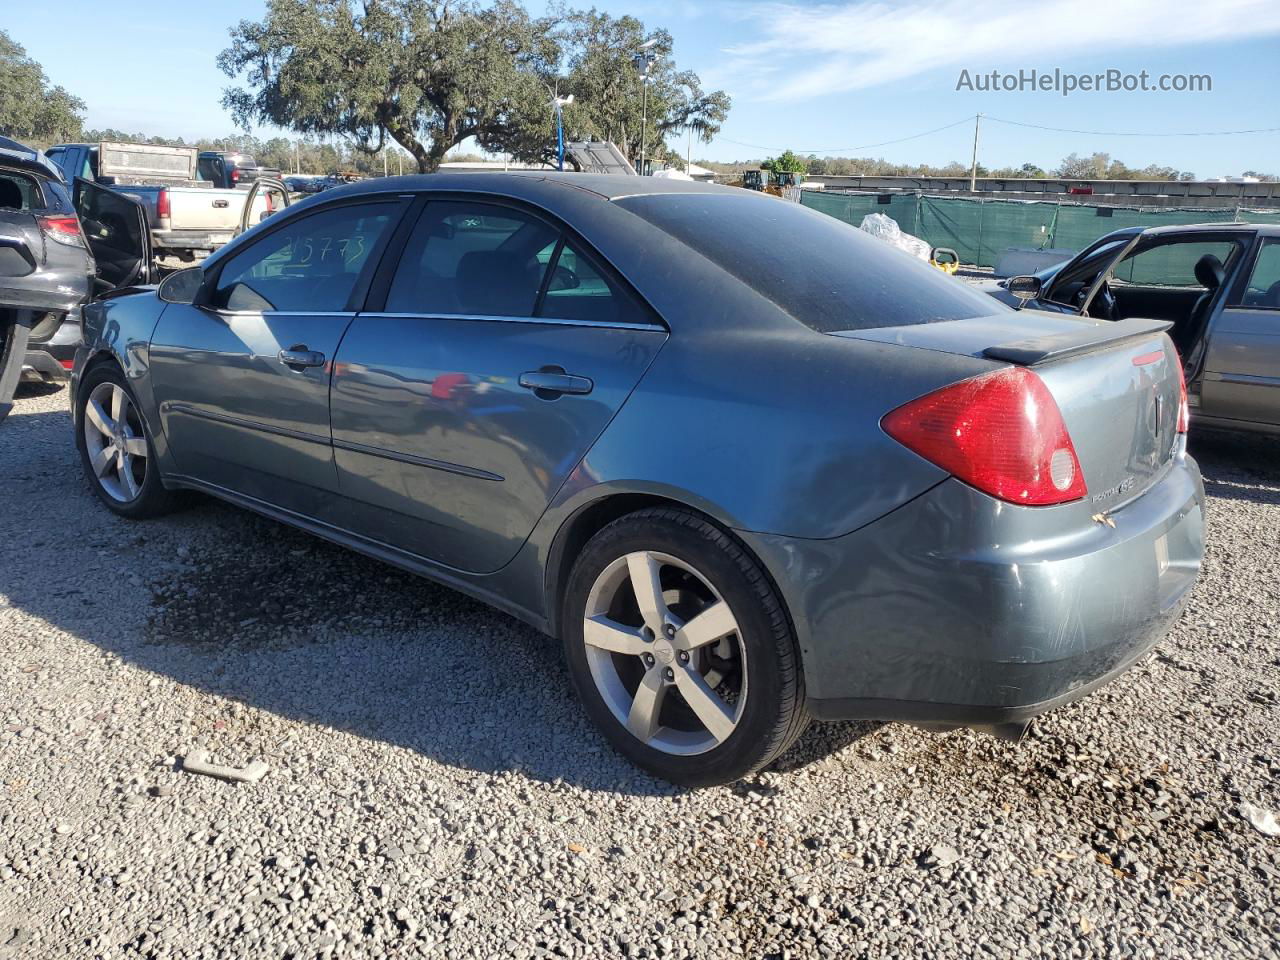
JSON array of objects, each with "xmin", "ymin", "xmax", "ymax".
[
  {"xmin": 0, "ymin": 179, "xmax": 23, "ymax": 209},
  {"xmin": 1194, "ymin": 253, "xmax": 1225, "ymax": 290},
  {"xmin": 455, "ymin": 250, "xmax": 539, "ymax": 316}
]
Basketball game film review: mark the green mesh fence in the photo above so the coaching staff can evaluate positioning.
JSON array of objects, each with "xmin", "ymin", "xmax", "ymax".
[{"xmin": 801, "ymin": 191, "xmax": 1280, "ymax": 271}]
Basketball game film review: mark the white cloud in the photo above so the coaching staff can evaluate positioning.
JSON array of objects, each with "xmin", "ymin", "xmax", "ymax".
[{"xmin": 725, "ymin": 0, "xmax": 1280, "ymax": 100}]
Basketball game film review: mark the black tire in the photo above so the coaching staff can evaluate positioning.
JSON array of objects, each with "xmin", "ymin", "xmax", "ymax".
[
  {"xmin": 0, "ymin": 316, "xmax": 29, "ymax": 424},
  {"xmin": 562, "ymin": 508, "xmax": 809, "ymax": 787},
  {"xmin": 75, "ymin": 363, "xmax": 180, "ymax": 519}
]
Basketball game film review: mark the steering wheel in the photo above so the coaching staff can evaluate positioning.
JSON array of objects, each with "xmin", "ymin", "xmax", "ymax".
[{"xmin": 1078, "ymin": 279, "xmax": 1117, "ymax": 320}]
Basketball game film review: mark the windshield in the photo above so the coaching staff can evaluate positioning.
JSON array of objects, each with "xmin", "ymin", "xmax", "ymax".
[{"xmin": 616, "ymin": 192, "xmax": 1003, "ymax": 333}]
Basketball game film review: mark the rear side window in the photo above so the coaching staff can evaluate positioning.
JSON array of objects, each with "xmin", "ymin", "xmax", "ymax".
[
  {"xmin": 213, "ymin": 202, "xmax": 396, "ymax": 312},
  {"xmin": 386, "ymin": 201, "xmax": 558, "ymax": 316},
  {"xmin": 616, "ymin": 193, "xmax": 1001, "ymax": 332},
  {"xmin": 536, "ymin": 238, "xmax": 653, "ymax": 326},
  {"xmin": 0, "ymin": 170, "xmax": 42, "ymax": 211}
]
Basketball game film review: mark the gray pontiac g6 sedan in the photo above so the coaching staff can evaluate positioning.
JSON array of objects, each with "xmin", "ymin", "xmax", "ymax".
[{"xmin": 71, "ymin": 174, "xmax": 1205, "ymax": 786}]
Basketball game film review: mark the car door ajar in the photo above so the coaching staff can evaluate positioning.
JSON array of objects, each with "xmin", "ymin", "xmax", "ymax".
[
  {"xmin": 330, "ymin": 198, "xmax": 668, "ymax": 574},
  {"xmin": 74, "ymin": 178, "xmax": 153, "ymax": 294},
  {"xmin": 1198, "ymin": 236, "xmax": 1280, "ymax": 429},
  {"xmin": 147, "ymin": 199, "xmax": 402, "ymax": 518}
]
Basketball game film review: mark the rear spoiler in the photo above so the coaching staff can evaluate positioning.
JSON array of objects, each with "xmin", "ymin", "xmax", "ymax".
[{"xmin": 982, "ymin": 317, "xmax": 1171, "ymax": 366}]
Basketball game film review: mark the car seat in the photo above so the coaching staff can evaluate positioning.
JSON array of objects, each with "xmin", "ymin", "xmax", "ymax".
[{"xmin": 1177, "ymin": 253, "xmax": 1225, "ymax": 356}]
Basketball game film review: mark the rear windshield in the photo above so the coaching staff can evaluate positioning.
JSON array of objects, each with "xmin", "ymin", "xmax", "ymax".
[{"xmin": 616, "ymin": 192, "xmax": 1002, "ymax": 332}]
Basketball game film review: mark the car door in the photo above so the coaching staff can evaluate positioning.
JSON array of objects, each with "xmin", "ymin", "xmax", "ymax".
[
  {"xmin": 1197, "ymin": 236, "xmax": 1280, "ymax": 429},
  {"xmin": 236, "ymin": 177, "xmax": 291, "ymax": 236},
  {"xmin": 73, "ymin": 178, "xmax": 153, "ymax": 294},
  {"xmin": 148, "ymin": 197, "xmax": 403, "ymax": 518},
  {"xmin": 330, "ymin": 196, "xmax": 669, "ymax": 574}
]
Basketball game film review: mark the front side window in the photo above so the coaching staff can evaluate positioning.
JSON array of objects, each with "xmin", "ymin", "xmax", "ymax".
[
  {"xmin": 1238, "ymin": 239, "xmax": 1280, "ymax": 308},
  {"xmin": 45, "ymin": 148, "xmax": 89, "ymax": 183},
  {"xmin": 212, "ymin": 202, "xmax": 395, "ymax": 312},
  {"xmin": 1045, "ymin": 238, "xmax": 1129, "ymax": 306},
  {"xmin": 386, "ymin": 201, "xmax": 557, "ymax": 316}
]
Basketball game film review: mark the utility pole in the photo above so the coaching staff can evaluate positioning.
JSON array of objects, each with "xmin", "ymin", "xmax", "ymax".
[
  {"xmin": 639, "ymin": 78, "xmax": 649, "ymax": 175},
  {"xmin": 969, "ymin": 113, "xmax": 982, "ymax": 193},
  {"xmin": 633, "ymin": 41, "xmax": 658, "ymax": 175}
]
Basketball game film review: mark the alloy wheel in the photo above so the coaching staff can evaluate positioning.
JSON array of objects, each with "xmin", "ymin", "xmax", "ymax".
[
  {"xmin": 83, "ymin": 381, "xmax": 149, "ymax": 503},
  {"xmin": 582, "ymin": 551, "xmax": 748, "ymax": 756}
]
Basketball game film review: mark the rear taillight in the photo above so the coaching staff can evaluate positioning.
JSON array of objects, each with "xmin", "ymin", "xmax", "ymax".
[
  {"xmin": 156, "ymin": 187, "xmax": 171, "ymax": 220},
  {"xmin": 264, "ymin": 190, "xmax": 274, "ymax": 213},
  {"xmin": 231, "ymin": 169, "xmax": 241, "ymax": 184},
  {"xmin": 1176, "ymin": 364, "xmax": 1190, "ymax": 434},
  {"xmin": 38, "ymin": 215, "xmax": 85, "ymax": 248},
  {"xmin": 882, "ymin": 367, "xmax": 1088, "ymax": 506}
]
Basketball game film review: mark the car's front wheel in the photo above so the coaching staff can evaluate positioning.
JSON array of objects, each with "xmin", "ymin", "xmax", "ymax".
[
  {"xmin": 563, "ymin": 508, "xmax": 809, "ymax": 787},
  {"xmin": 76, "ymin": 364, "xmax": 178, "ymax": 518}
]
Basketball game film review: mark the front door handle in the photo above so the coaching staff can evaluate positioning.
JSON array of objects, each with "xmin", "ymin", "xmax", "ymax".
[
  {"xmin": 519, "ymin": 369, "xmax": 594, "ymax": 398},
  {"xmin": 278, "ymin": 346, "xmax": 326, "ymax": 370}
]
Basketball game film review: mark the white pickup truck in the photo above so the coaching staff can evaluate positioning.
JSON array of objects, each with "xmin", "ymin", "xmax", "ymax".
[{"xmin": 45, "ymin": 141, "xmax": 281, "ymax": 263}]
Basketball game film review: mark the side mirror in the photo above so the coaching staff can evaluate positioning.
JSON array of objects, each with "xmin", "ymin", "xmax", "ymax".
[
  {"xmin": 549, "ymin": 264, "xmax": 580, "ymax": 292},
  {"xmin": 158, "ymin": 266, "xmax": 204, "ymax": 305},
  {"xmin": 1006, "ymin": 275, "xmax": 1042, "ymax": 309}
]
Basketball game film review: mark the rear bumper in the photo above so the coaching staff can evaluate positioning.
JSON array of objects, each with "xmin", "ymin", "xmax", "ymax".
[
  {"xmin": 21, "ymin": 348, "xmax": 70, "ymax": 382},
  {"xmin": 742, "ymin": 453, "xmax": 1205, "ymax": 727},
  {"xmin": 151, "ymin": 228, "xmax": 233, "ymax": 253},
  {"xmin": 22, "ymin": 309, "xmax": 81, "ymax": 382}
]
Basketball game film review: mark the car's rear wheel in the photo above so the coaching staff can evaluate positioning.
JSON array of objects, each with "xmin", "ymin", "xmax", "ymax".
[
  {"xmin": 563, "ymin": 508, "xmax": 808, "ymax": 787},
  {"xmin": 76, "ymin": 365, "xmax": 178, "ymax": 518}
]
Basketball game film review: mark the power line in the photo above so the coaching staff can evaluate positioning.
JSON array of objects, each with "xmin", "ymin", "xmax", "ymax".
[
  {"xmin": 714, "ymin": 116, "xmax": 974, "ymax": 155},
  {"xmin": 713, "ymin": 114, "xmax": 1280, "ymax": 156},
  {"xmin": 985, "ymin": 116, "xmax": 1280, "ymax": 138}
]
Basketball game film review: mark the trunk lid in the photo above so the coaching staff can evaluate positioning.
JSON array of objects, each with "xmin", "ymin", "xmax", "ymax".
[{"xmin": 841, "ymin": 310, "xmax": 1183, "ymax": 508}]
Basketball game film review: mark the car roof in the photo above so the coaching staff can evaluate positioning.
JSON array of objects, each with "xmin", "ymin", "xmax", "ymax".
[
  {"xmin": 0, "ymin": 136, "xmax": 64, "ymax": 181},
  {"xmin": 1138, "ymin": 221, "xmax": 1280, "ymax": 237},
  {"xmin": 316, "ymin": 171, "xmax": 731, "ymax": 205}
]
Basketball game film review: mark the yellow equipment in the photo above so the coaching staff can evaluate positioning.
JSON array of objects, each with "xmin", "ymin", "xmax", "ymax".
[
  {"xmin": 930, "ymin": 247, "xmax": 960, "ymax": 275},
  {"xmin": 735, "ymin": 169, "xmax": 805, "ymax": 197}
]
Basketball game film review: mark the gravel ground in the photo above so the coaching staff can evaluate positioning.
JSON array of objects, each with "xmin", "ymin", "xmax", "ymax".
[{"xmin": 2, "ymin": 383, "xmax": 1279, "ymax": 960}]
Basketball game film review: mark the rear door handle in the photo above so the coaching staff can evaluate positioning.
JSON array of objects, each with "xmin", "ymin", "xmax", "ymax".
[
  {"xmin": 519, "ymin": 369, "xmax": 594, "ymax": 397},
  {"xmin": 278, "ymin": 347, "xmax": 326, "ymax": 369}
]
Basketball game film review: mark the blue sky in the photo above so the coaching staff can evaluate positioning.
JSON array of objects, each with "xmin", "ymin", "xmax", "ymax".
[{"xmin": 8, "ymin": 0, "xmax": 1280, "ymax": 177}]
